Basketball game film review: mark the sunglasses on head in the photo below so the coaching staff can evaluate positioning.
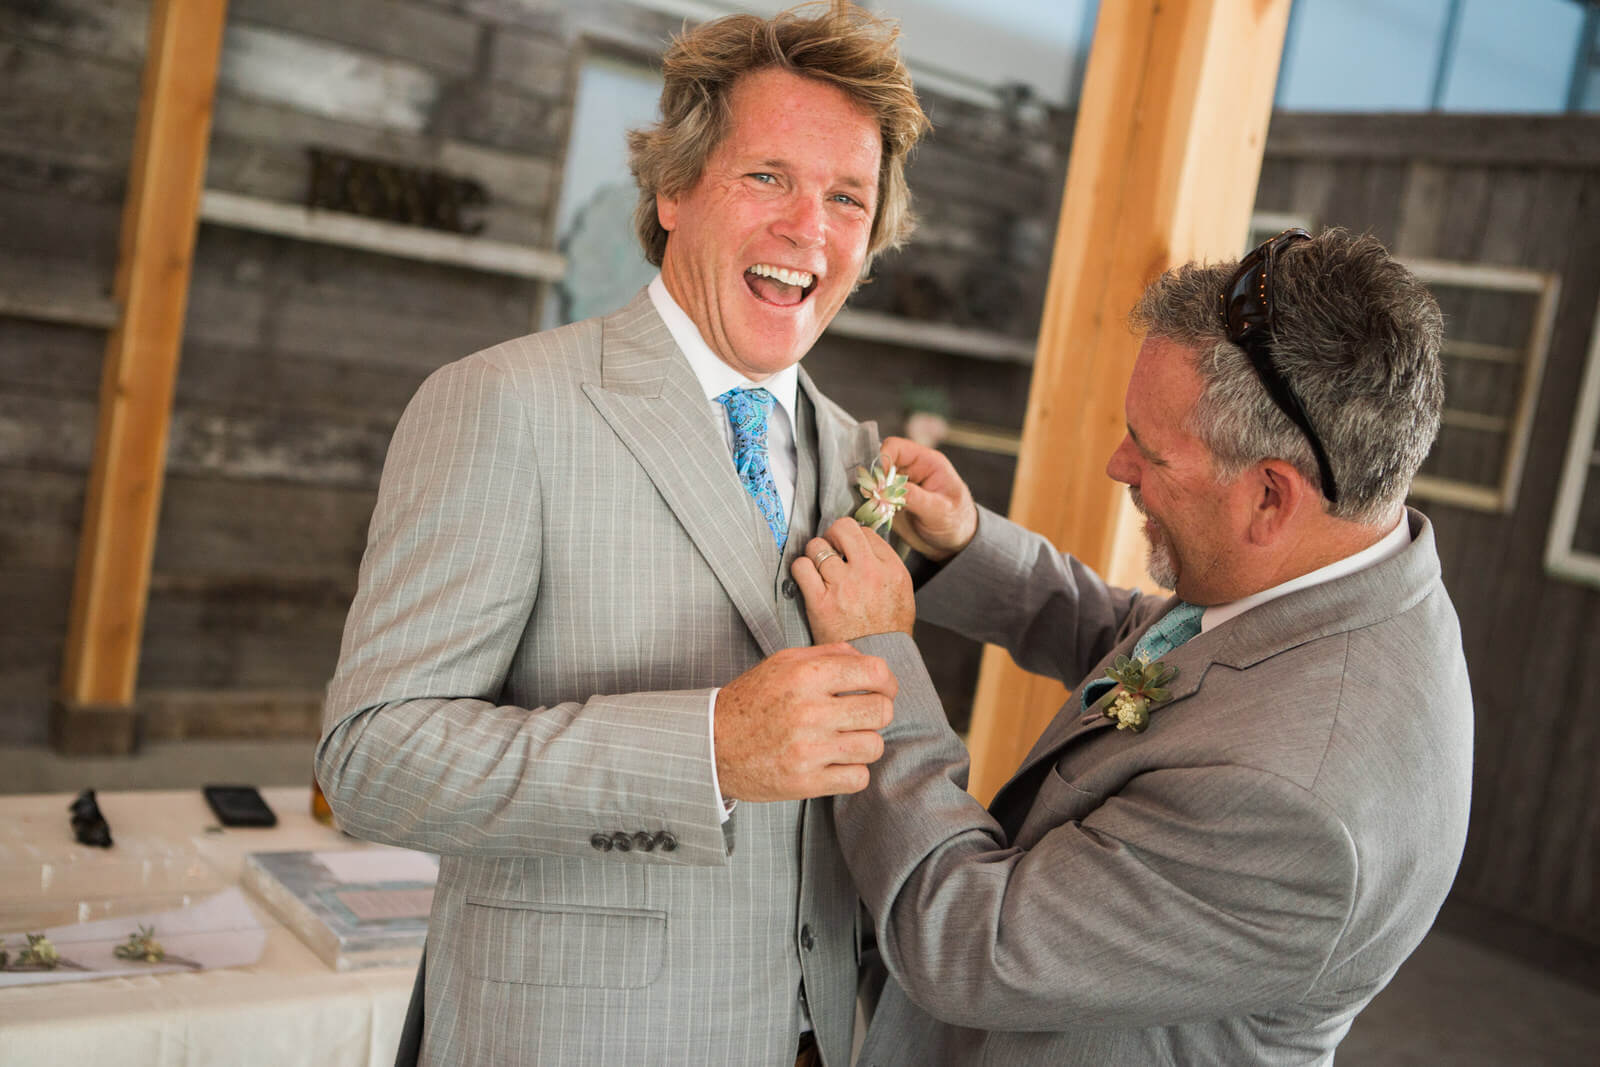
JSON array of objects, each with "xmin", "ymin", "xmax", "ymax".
[{"xmin": 1217, "ymin": 227, "xmax": 1339, "ymax": 504}]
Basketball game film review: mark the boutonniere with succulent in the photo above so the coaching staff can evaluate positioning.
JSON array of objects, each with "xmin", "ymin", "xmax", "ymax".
[
  {"xmin": 854, "ymin": 457, "xmax": 908, "ymax": 533},
  {"xmin": 1099, "ymin": 654, "xmax": 1178, "ymax": 733},
  {"xmin": 113, "ymin": 924, "xmax": 166, "ymax": 964},
  {"xmin": 2, "ymin": 932, "xmax": 77, "ymax": 971}
]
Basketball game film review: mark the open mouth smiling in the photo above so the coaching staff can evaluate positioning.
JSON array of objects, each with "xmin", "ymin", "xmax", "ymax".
[{"xmin": 745, "ymin": 263, "xmax": 818, "ymax": 307}]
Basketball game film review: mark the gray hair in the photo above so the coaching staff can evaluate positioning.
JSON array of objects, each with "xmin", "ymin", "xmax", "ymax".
[{"xmin": 1130, "ymin": 228, "xmax": 1444, "ymax": 524}]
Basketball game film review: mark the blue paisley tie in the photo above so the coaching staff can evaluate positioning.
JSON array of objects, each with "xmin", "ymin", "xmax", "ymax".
[
  {"xmin": 1080, "ymin": 600, "xmax": 1204, "ymax": 710},
  {"xmin": 716, "ymin": 387, "xmax": 787, "ymax": 549}
]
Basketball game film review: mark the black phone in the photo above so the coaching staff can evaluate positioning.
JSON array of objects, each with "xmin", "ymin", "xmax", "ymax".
[{"xmin": 202, "ymin": 784, "xmax": 278, "ymax": 828}]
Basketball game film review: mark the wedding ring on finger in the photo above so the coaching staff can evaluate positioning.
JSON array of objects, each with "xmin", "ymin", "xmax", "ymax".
[{"xmin": 812, "ymin": 548, "xmax": 838, "ymax": 566}]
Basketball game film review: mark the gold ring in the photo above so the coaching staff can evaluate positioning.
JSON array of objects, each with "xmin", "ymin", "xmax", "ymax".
[{"xmin": 813, "ymin": 549, "xmax": 838, "ymax": 565}]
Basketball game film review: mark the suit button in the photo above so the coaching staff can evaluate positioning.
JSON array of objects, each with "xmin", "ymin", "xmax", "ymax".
[
  {"xmin": 633, "ymin": 831, "xmax": 655, "ymax": 851},
  {"xmin": 590, "ymin": 833, "xmax": 612, "ymax": 852},
  {"xmin": 800, "ymin": 924, "xmax": 815, "ymax": 951},
  {"xmin": 781, "ymin": 577, "xmax": 799, "ymax": 599},
  {"xmin": 611, "ymin": 831, "xmax": 632, "ymax": 852},
  {"xmin": 654, "ymin": 831, "xmax": 678, "ymax": 852}
]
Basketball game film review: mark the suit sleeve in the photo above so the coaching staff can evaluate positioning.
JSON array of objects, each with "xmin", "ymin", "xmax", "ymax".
[
  {"xmin": 915, "ymin": 506, "xmax": 1143, "ymax": 686},
  {"xmin": 842, "ymin": 632, "xmax": 1357, "ymax": 1031},
  {"xmin": 316, "ymin": 356, "xmax": 730, "ymax": 865}
]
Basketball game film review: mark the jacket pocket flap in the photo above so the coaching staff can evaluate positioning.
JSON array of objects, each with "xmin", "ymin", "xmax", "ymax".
[{"xmin": 464, "ymin": 897, "xmax": 667, "ymax": 989}]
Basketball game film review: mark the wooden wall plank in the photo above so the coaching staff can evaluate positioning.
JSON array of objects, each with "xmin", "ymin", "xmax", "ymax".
[
  {"xmin": 0, "ymin": 0, "xmax": 151, "ymax": 64},
  {"xmin": 1267, "ymin": 113, "xmax": 1600, "ymax": 168},
  {"xmin": 228, "ymin": 0, "xmax": 481, "ymax": 76},
  {"xmin": 218, "ymin": 24, "xmax": 439, "ymax": 132},
  {"xmin": 0, "ymin": 567, "xmax": 72, "ymax": 746},
  {"xmin": 59, "ymin": 0, "xmax": 233, "ymax": 721},
  {"xmin": 964, "ymin": 0, "xmax": 1293, "ymax": 802},
  {"xmin": 205, "ymin": 93, "xmax": 559, "ymax": 244}
]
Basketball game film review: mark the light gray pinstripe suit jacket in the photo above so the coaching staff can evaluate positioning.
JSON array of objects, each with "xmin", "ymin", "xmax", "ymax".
[
  {"xmin": 841, "ymin": 507, "xmax": 1473, "ymax": 1065},
  {"xmin": 317, "ymin": 290, "xmax": 883, "ymax": 1065}
]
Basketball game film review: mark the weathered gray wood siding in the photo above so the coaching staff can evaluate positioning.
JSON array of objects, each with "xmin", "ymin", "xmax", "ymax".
[
  {"xmin": 0, "ymin": 0, "xmax": 1062, "ymax": 745},
  {"xmin": 2, "ymin": 2, "xmax": 1592, "ymax": 966},
  {"xmin": 1255, "ymin": 113, "xmax": 1600, "ymax": 960}
]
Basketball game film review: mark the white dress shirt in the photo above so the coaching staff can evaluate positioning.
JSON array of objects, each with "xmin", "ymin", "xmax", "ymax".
[
  {"xmin": 647, "ymin": 276, "xmax": 802, "ymax": 825},
  {"xmin": 1200, "ymin": 511, "xmax": 1411, "ymax": 633}
]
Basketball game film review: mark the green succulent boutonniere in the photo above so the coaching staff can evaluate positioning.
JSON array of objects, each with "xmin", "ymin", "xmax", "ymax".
[
  {"xmin": 113, "ymin": 924, "xmax": 166, "ymax": 963},
  {"xmin": 854, "ymin": 457, "xmax": 908, "ymax": 533},
  {"xmin": 1100, "ymin": 654, "xmax": 1178, "ymax": 733},
  {"xmin": 11, "ymin": 932, "xmax": 62, "ymax": 970}
]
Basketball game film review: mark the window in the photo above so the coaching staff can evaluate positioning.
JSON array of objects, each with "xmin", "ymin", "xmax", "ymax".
[
  {"xmin": 1545, "ymin": 294, "xmax": 1600, "ymax": 587},
  {"xmin": 1406, "ymin": 260, "xmax": 1561, "ymax": 512}
]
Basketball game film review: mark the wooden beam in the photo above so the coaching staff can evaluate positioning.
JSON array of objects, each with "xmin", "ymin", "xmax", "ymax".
[
  {"xmin": 57, "ymin": 0, "xmax": 231, "ymax": 745},
  {"xmin": 964, "ymin": 0, "xmax": 1293, "ymax": 802}
]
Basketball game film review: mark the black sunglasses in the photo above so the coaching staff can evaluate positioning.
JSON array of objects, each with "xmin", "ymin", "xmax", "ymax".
[{"xmin": 1217, "ymin": 228, "xmax": 1339, "ymax": 504}]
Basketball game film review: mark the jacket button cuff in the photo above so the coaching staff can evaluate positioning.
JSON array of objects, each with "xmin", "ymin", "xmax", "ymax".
[
  {"xmin": 654, "ymin": 831, "xmax": 678, "ymax": 852},
  {"xmin": 611, "ymin": 831, "xmax": 633, "ymax": 852},
  {"xmin": 590, "ymin": 833, "xmax": 612, "ymax": 852}
]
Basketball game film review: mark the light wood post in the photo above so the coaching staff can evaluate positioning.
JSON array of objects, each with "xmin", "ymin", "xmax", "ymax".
[
  {"xmin": 56, "ymin": 0, "xmax": 231, "ymax": 753},
  {"xmin": 964, "ymin": 0, "xmax": 1292, "ymax": 802}
]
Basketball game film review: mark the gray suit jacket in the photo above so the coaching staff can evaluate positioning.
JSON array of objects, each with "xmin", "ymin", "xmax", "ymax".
[
  {"xmin": 318, "ymin": 290, "xmax": 881, "ymax": 1065},
  {"xmin": 841, "ymin": 506, "xmax": 1473, "ymax": 1065}
]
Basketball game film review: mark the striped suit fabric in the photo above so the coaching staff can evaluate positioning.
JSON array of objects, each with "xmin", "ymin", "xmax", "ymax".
[{"xmin": 318, "ymin": 289, "xmax": 883, "ymax": 1065}]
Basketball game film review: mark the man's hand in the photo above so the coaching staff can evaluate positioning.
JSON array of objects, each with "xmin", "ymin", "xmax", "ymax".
[
  {"xmin": 793, "ymin": 517, "xmax": 914, "ymax": 644},
  {"xmin": 715, "ymin": 643, "xmax": 897, "ymax": 802},
  {"xmin": 879, "ymin": 437, "xmax": 978, "ymax": 560}
]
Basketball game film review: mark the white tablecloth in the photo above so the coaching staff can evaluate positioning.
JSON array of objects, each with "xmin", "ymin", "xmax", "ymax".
[{"xmin": 0, "ymin": 787, "xmax": 415, "ymax": 1067}]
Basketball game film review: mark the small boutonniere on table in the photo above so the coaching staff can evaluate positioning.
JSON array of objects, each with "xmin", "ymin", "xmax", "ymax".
[
  {"xmin": 114, "ymin": 924, "xmax": 166, "ymax": 964},
  {"xmin": 1100, "ymin": 654, "xmax": 1177, "ymax": 733},
  {"xmin": 854, "ymin": 457, "xmax": 908, "ymax": 533}
]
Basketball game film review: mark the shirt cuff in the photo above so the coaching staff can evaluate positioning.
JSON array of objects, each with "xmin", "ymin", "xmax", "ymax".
[{"xmin": 708, "ymin": 688, "xmax": 734, "ymax": 824}]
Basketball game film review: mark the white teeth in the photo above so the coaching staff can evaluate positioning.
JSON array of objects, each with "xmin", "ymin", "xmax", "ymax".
[{"xmin": 747, "ymin": 264, "xmax": 814, "ymax": 289}]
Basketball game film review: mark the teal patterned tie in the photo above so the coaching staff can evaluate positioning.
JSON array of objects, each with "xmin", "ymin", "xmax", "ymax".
[
  {"xmin": 716, "ymin": 387, "xmax": 787, "ymax": 548},
  {"xmin": 1081, "ymin": 601, "xmax": 1204, "ymax": 710}
]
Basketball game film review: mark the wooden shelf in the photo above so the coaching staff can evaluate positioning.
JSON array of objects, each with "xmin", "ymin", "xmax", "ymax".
[
  {"xmin": 193, "ymin": 192, "xmax": 1040, "ymax": 362},
  {"xmin": 198, "ymin": 190, "xmax": 567, "ymax": 281},
  {"xmin": 828, "ymin": 307, "xmax": 1036, "ymax": 363}
]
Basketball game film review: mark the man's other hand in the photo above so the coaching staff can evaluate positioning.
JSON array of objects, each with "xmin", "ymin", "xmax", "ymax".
[
  {"xmin": 715, "ymin": 644, "xmax": 897, "ymax": 802},
  {"xmin": 878, "ymin": 436, "xmax": 978, "ymax": 560},
  {"xmin": 793, "ymin": 517, "xmax": 914, "ymax": 644}
]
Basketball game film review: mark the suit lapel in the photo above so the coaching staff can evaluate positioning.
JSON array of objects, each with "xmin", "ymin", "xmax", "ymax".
[
  {"xmin": 581, "ymin": 292, "xmax": 786, "ymax": 658},
  {"xmin": 801, "ymin": 369, "xmax": 880, "ymax": 525},
  {"xmin": 988, "ymin": 510, "xmax": 1442, "ymax": 820}
]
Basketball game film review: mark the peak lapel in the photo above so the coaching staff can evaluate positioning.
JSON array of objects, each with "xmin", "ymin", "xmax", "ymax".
[{"xmin": 580, "ymin": 293, "xmax": 785, "ymax": 658}]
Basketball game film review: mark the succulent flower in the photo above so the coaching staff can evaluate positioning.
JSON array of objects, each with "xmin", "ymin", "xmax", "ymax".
[
  {"xmin": 114, "ymin": 924, "xmax": 166, "ymax": 963},
  {"xmin": 17, "ymin": 933, "xmax": 60, "ymax": 969},
  {"xmin": 854, "ymin": 457, "xmax": 909, "ymax": 533},
  {"xmin": 1099, "ymin": 654, "xmax": 1178, "ymax": 733}
]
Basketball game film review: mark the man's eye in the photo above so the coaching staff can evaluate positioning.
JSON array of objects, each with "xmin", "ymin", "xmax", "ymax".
[
  {"xmin": 831, "ymin": 194, "xmax": 863, "ymax": 208},
  {"xmin": 749, "ymin": 173, "xmax": 776, "ymax": 184}
]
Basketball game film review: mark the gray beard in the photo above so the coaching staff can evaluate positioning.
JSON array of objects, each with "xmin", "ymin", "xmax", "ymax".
[
  {"xmin": 1131, "ymin": 487, "xmax": 1179, "ymax": 590},
  {"xmin": 1145, "ymin": 533, "xmax": 1179, "ymax": 591}
]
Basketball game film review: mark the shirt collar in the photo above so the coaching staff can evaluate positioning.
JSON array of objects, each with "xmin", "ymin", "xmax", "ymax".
[
  {"xmin": 648, "ymin": 275, "xmax": 799, "ymax": 423},
  {"xmin": 1201, "ymin": 511, "xmax": 1411, "ymax": 633}
]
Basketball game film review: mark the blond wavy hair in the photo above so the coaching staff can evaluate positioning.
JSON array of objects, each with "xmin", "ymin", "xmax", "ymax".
[{"xmin": 627, "ymin": 1, "xmax": 930, "ymax": 278}]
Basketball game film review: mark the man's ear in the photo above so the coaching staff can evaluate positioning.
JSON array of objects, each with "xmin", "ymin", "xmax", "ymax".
[
  {"xmin": 656, "ymin": 191, "xmax": 679, "ymax": 233},
  {"xmin": 1247, "ymin": 459, "xmax": 1310, "ymax": 545}
]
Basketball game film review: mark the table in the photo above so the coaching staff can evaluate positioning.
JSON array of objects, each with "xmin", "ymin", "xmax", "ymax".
[{"xmin": 0, "ymin": 787, "xmax": 415, "ymax": 1067}]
